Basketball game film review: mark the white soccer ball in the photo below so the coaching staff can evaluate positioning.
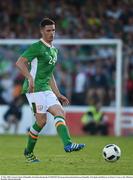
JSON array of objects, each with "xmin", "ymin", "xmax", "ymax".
[{"xmin": 102, "ymin": 144, "xmax": 121, "ymax": 162}]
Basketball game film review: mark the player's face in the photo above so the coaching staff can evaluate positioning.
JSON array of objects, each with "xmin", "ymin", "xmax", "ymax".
[{"xmin": 41, "ymin": 25, "xmax": 55, "ymax": 43}]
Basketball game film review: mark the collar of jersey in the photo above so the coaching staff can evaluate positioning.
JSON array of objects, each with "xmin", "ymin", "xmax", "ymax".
[{"xmin": 40, "ymin": 38, "xmax": 53, "ymax": 48}]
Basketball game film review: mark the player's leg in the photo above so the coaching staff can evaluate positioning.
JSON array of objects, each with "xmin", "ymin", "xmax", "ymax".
[
  {"xmin": 47, "ymin": 104, "xmax": 85, "ymax": 152},
  {"xmin": 24, "ymin": 92, "xmax": 47, "ymax": 162},
  {"xmin": 48, "ymin": 105, "xmax": 72, "ymax": 146},
  {"xmin": 25, "ymin": 113, "xmax": 46, "ymax": 153},
  {"xmin": 24, "ymin": 113, "xmax": 47, "ymax": 162}
]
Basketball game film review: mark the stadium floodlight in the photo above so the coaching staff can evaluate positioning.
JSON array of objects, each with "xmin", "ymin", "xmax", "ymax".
[{"xmin": 0, "ymin": 39, "xmax": 122, "ymax": 136}]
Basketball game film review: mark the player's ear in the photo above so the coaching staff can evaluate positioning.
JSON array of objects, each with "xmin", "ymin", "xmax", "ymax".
[{"xmin": 40, "ymin": 27, "xmax": 44, "ymax": 35}]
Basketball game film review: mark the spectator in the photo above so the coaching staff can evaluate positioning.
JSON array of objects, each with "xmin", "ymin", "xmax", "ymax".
[
  {"xmin": 81, "ymin": 101, "xmax": 109, "ymax": 135},
  {"xmin": 72, "ymin": 63, "xmax": 87, "ymax": 105},
  {"xmin": 87, "ymin": 65, "xmax": 109, "ymax": 105},
  {"xmin": 0, "ymin": 0, "xmax": 132, "ymax": 106},
  {"xmin": 0, "ymin": 72, "xmax": 13, "ymax": 104},
  {"xmin": 2, "ymin": 96, "xmax": 24, "ymax": 134}
]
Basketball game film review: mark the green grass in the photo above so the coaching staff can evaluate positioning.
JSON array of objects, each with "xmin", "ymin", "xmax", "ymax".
[{"xmin": 0, "ymin": 135, "xmax": 133, "ymax": 175}]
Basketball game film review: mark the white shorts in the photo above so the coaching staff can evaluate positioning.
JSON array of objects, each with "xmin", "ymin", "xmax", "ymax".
[{"xmin": 26, "ymin": 91, "xmax": 61, "ymax": 114}]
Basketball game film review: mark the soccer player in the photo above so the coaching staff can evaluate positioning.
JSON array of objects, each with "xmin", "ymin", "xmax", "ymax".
[{"xmin": 16, "ymin": 18, "xmax": 85, "ymax": 163}]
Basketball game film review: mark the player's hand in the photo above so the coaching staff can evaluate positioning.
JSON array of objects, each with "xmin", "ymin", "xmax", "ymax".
[
  {"xmin": 57, "ymin": 94, "xmax": 69, "ymax": 106},
  {"xmin": 28, "ymin": 76, "xmax": 34, "ymax": 93}
]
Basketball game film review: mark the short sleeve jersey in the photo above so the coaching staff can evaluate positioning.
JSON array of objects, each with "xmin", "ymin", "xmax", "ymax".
[{"xmin": 21, "ymin": 39, "xmax": 58, "ymax": 93}]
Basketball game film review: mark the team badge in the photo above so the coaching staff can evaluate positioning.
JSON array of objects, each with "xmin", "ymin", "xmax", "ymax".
[{"xmin": 37, "ymin": 105, "xmax": 43, "ymax": 111}]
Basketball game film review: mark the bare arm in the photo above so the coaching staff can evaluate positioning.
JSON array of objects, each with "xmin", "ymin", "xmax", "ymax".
[
  {"xmin": 16, "ymin": 57, "xmax": 34, "ymax": 92},
  {"xmin": 49, "ymin": 74, "xmax": 69, "ymax": 105},
  {"xmin": 49, "ymin": 74, "xmax": 61, "ymax": 97}
]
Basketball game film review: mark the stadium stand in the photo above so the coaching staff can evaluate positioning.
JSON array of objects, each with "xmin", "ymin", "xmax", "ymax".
[{"xmin": 0, "ymin": 0, "xmax": 133, "ymax": 106}]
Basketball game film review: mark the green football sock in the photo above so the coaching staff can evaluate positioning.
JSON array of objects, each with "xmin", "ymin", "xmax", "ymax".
[
  {"xmin": 26, "ymin": 122, "xmax": 42, "ymax": 153},
  {"xmin": 55, "ymin": 116, "xmax": 72, "ymax": 146}
]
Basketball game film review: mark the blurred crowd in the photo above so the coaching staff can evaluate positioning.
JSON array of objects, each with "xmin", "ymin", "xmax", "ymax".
[{"xmin": 0, "ymin": 0, "xmax": 133, "ymax": 106}]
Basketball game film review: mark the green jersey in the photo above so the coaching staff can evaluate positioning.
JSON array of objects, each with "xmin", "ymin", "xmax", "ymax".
[{"xmin": 21, "ymin": 39, "xmax": 58, "ymax": 93}]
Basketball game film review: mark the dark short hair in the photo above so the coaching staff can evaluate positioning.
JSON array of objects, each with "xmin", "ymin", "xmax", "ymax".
[{"xmin": 40, "ymin": 18, "xmax": 55, "ymax": 28}]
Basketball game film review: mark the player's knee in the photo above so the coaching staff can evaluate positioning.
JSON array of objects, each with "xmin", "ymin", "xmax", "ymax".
[
  {"xmin": 35, "ymin": 113, "xmax": 46, "ymax": 128},
  {"xmin": 56, "ymin": 108, "xmax": 65, "ymax": 118},
  {"xmin": 36, "ymin": 119, "xmax": 46, "ymax": 128},
  {"xmin": 53, "ymin": 110, "xmax": 65, "ymax": 119},
  {"xmin": 48, "ymin": 105, "xmax": 65, "ymax": 118}
]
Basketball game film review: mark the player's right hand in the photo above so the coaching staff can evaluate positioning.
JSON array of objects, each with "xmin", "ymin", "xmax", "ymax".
[{"xmin": 28, "ymin": 76, "xmax": 34, "ymax": 93}]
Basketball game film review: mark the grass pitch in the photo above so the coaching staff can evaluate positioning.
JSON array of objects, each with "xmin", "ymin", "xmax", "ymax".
[{"xmin": 0, "ymin": 135, "xmax": 133, "ymax": 175}]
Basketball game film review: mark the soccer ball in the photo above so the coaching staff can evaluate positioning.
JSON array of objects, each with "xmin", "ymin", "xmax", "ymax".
[{"xmin": 102, "ymin": 144, "xmax": 121, "ymax": 162}]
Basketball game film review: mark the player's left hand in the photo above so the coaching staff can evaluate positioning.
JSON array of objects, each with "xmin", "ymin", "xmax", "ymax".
[{"xmin": 57, "ymin": 94, "xmax": 69, "ymax": 106}]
